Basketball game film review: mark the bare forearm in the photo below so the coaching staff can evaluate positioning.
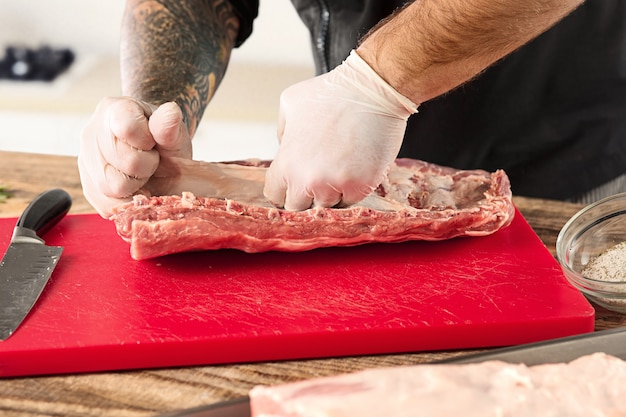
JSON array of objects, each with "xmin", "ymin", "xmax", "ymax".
[
  {"xmin": 120, "ymin": 0, "xmax": 239, "ymax": 136},
  {"xmin": 357, "ymin": 0, "xmax": 584, "ymax": 104}
]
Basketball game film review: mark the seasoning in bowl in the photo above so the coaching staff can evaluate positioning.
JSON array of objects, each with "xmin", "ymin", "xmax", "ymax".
[{"xmin": 583, "ymin": 241, "xmax": 626, "ymax": 282}]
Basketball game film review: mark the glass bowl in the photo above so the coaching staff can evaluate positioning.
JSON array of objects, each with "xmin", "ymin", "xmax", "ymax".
[{"xmin": 556, "ymin": 192, "xmax": 626, "ymax": 313}]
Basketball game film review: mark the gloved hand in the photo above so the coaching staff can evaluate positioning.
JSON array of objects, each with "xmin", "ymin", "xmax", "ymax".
[
  {"xmin": 263, "ymin": 50, "xmax": 418, "ymax": 211},
  {"xmin": 78, "ymin": 97, "xmax": 192, "ymax": 217}
]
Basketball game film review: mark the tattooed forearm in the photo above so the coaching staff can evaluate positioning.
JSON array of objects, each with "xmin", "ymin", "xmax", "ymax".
[{"xmin": 121, "ymin": 0, "xmax": 239, "ymax": 136}]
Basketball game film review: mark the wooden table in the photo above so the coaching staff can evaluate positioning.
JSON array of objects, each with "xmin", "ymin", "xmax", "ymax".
[{"xmin": 0, "ymin": 151, "xmax": 624, "ymax": 417}]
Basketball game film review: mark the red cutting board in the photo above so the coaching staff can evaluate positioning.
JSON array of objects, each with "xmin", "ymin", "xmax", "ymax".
[{"xmin": 0, "ymin": 209, "xmax": 594, "ymax": 377}]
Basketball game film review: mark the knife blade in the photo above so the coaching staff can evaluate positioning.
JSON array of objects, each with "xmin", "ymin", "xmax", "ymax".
[
  {"xmin": 0, "ymin": 188, "xmax": 72, "ymax": 341},
  {"xmin": 153, "ymin": 327, "xmax": 626, "ymax": 417}
]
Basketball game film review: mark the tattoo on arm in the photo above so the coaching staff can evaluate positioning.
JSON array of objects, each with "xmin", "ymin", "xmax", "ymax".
[{"xmin": 121, "ymin": 0, "xmax": 239, "ymax": 136}]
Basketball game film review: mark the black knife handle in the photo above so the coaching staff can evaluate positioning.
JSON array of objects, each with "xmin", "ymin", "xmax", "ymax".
[{"xmin": 16, "ymin": 189, "xmax": 72, "ymax": 237}]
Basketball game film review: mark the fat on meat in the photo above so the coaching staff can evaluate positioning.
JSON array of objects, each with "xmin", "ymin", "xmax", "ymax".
[
  {"xmin": 249, "ymin": 353, "xmax": 626, "ymax": 417},
  {"xmin": 109, "ymin": 157, "xmax": 515, "ymax": 260}
]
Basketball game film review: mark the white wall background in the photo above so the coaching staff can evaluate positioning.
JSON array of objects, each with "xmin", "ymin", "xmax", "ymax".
[
  {"xmin": 0, "ymin": 0, "xmax": 315, "ymax": 160},
  {"xmin": 0, "ymin": 0, "xmax": 314, "ymax": 66}
]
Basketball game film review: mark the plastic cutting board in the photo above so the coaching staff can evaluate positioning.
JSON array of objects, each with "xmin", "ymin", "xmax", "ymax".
[{"xmin": 0, "ymin": 209, "xmax": 594, "ymax": 377}]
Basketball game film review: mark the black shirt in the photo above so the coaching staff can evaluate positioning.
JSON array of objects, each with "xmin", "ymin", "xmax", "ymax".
[{"xmin": 228, "ymin": 0, "xmax": 259, "ymax": 46}]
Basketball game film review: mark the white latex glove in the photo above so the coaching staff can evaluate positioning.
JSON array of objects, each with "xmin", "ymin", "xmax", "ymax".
[
  {"xmin": 263, "ymin": 50, "xmax": 418, "ymax": 211},
  {"xmin": 78, "ymin": 98, "xmax": 192, "ymax": 217}
]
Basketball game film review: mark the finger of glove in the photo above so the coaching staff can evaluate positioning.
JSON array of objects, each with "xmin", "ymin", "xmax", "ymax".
[
  {"xmin": 284, "ymin": 185, "xmax": 314, "ymax": 211},
  {"xmin": 103, "ymin": 160, "xmax": 151, "ymax": 198},
  {"xmin": 311, "ymin": 183, "xmax": 343, "ymax": 208},
  {"xmin": 90, "ymin": 134, "xmax": 151, "ymax": 199},
  {"xmin": 263, "ymin": 164, "xmax": 287, "ymax": 208},
  {"xmin": 78, "ymin": 147, "xmax": 137, "ymax": 218},
  {"xmin": 79, "ymin": 99, "xmax": 157, "ymax": 202},
  {"xmin": 107, "ymin": 98, "xmax": 156, "ymax": 151},
  {"xmin": 276, "ymin": 97, "xmax": 286, "ymax": 145},
  {"xmin": 265, "ymin": 166, "xmax": 342, "ymax": 211},
  {"xmin": 101, "ymin": 99, "xmax": 160, "ymax": 180},
  {"xmin": 309, "ymin": 178, "xmax": 373, "ymax": 209},
  {"xmin": 149, "ymin": 102, "xmax": 192, "ymax": 159},
  {"xmin": 337, "ymin": 183, "xmax": 376, "ymax": 207}
]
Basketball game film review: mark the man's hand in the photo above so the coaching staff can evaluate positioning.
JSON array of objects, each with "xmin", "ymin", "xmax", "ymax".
[
  {"xmin": 77, "ymin": 97, "xmax": 192, "ymax": 217},
  {"xmin": 263, "ymin": 51, "xmax": 418, "ymax": 211}
]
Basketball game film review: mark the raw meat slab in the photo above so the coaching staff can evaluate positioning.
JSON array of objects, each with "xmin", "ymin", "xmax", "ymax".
[
  {"xmin": 249, "ymin": 353, "xmax": 626, "ymax": 416},
  {"xmin": 0, "ymin": 209, "xmax": 594, "ymax": 377},
  {"xmin": 111, "ymin": 159, "xmax": 515, "ymax": 259}
]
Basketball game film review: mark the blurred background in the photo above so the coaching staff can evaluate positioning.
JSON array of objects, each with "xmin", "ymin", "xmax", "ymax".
[{"xmin": 0, "ymin": 0, "xmax": 315, "ymax": 161}]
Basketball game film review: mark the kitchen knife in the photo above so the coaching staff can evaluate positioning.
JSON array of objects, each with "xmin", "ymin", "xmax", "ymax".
[
  {"xmin": 0, "ymin": 188, "xmax": 72, "ymax": 340},
  {"xmin": 154, "ymin": 327, "xmax": 626, "ymax": 417}
]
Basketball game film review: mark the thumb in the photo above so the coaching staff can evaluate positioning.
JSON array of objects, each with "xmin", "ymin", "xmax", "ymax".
[{"xmin": 148, "ymin": 102, "xmax": 192, "ymax": 159}]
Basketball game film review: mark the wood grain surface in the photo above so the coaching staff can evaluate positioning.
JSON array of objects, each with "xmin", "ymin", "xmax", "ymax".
[{"xmin": 0, "ymin": 151, "xmax": 624, "ymax": 417}]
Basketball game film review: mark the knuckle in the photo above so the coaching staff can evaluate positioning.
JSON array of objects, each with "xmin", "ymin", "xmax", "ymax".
[
  {"xmin": 102, "ymin": 164, "xmax": 143, "ymax": 199},
  {"xmin": 107, "ymin": 100, "xmax": 153, "ymax": 148},
  {"xmin": 117, "ymin": 148, "xmax": 158, "ymax": 179}
]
